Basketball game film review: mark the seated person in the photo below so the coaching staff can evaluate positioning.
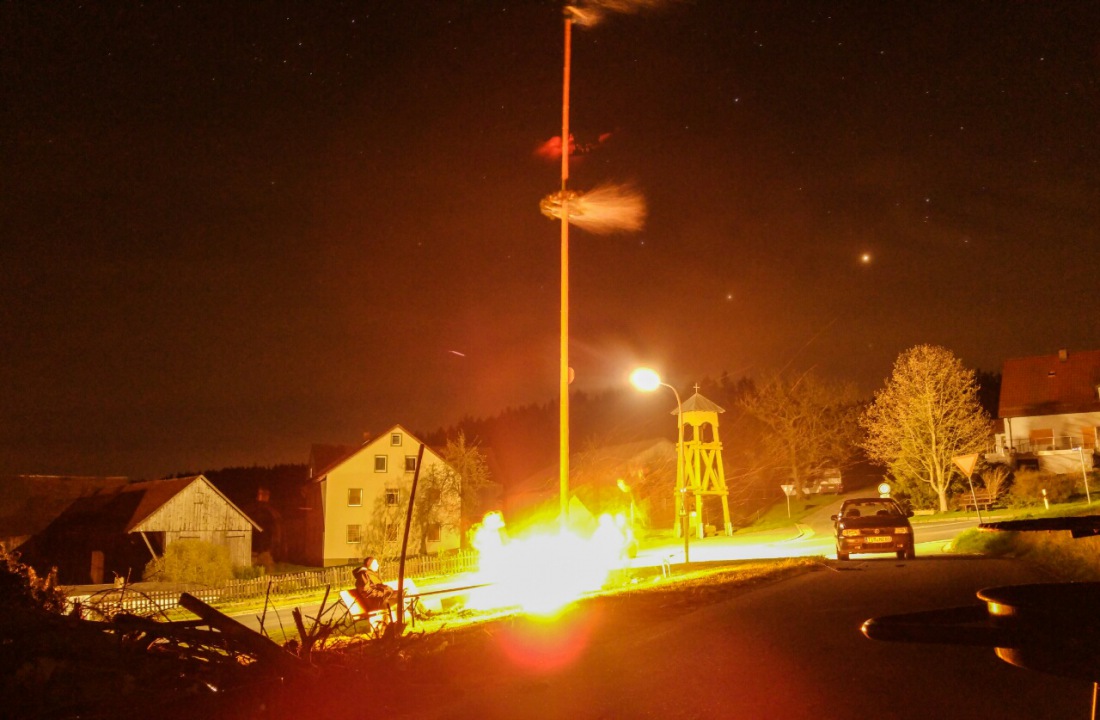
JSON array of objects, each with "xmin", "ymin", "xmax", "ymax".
[{"xmin": 352, "ymin": 556, "xmax": 396, "ymax": 610}]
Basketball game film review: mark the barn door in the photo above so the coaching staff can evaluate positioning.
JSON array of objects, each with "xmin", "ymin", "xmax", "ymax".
[{"xmin": 90, "ymin": 550, "xmax": 104, "ymax": 584}]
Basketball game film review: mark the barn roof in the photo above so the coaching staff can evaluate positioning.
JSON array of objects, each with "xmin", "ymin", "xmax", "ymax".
[
  {"xmin": 0, "ymin": 475, "xmax": 130, "ymax": 540},
  {"xmin": 998, "ymin": 348, "xmax": 1100, "ymax": 418},
  {"xmin": 40, "ymin": 475, "xmax": 261, "ymax": 536}
]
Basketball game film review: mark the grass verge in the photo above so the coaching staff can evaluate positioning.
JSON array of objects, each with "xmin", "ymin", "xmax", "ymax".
[{"xmin": 952, "ymin": 503, "xmax": 1100, "ymax": 581}]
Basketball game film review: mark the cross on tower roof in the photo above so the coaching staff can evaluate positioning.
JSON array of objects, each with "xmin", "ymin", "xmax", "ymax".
[{"xmin": 693, "ymin": 383, "xmax": 701, "ymax": 394}]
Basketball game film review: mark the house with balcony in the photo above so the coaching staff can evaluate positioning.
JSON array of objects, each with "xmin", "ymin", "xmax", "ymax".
[
  {"xmin": 993, "ymin": 348, "xmax": 1100, "ymax": 474},
  {"xmin": 301, "ymin": 425, "xmax": 461, "ymax": 567}
]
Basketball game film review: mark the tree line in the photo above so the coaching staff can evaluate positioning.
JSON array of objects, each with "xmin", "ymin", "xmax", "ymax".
[{"xmin": 427, "ymin": 344, "xmax": 1000, "ymax": 513}]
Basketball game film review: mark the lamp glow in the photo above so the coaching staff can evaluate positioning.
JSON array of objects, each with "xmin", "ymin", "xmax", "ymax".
[{"xmin": 630, "ymin": 368, "xmax": 662, "ymax": 392}]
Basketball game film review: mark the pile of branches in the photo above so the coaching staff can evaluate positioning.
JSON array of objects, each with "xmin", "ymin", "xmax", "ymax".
[
  {"xmin": 0, "ymin": 547, "xmax": 329, "ymax": 717},
  {"xmin": 0, "ymin": 545, "xmax": 461, "ymax": 718}
]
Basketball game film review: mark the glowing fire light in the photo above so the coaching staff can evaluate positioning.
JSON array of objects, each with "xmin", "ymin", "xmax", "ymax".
[{"xmin": 467, "ymin": 512, "xmax": 632, "ymax": 616}]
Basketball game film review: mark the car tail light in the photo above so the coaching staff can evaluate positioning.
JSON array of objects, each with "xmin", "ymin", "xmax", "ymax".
[
  {"xmin": 841, "ymin": 528, "xmax": 861, "ymax": 537},
  {"xmin": 894, "ymin": 527, "xmax": 910, "ymax": 534}
]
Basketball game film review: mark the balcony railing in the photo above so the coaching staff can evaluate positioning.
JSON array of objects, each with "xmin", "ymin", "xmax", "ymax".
[{"xmin": 1001, "ymin": 435, "xmax": 1097, "ymax": 455}]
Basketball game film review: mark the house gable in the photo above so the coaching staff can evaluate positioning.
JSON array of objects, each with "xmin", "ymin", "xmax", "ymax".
[{"xmin": 999, "ymin": 349, "xmax": 1100, "ymax": 419}]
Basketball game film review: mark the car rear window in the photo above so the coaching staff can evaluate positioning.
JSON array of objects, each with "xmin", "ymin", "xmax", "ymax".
[{"xmin": 842, "ymin": 502, "xmax": 900, "ymax": 517}]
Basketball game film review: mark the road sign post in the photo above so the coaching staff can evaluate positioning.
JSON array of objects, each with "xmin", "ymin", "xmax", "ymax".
[
  {"xmin": 780, "ymin": 484, "xmax": 795, "ymax": 518},
  {"xmin": 952, "ymin": 453, "xmax": 982, "ymax": 523}
]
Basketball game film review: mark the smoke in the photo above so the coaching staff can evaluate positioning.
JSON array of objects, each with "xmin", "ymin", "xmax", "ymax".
[
  {"xmin": 540, "ymin": 183, "xmax": 646, "ymax": 234},
  {"xmin": 565, "ymin": 0, "xmax": 674, "ymax": 27}
]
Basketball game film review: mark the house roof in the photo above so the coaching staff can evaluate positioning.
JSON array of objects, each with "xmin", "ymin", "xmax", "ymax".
[
  {"xmin": 310, "ymin": 423, "xmax": 441, "ymax": 481},
  {"xmin": 998, "ymin": 348, "xmax": 1100, "ymax": 418},
  {"xmin": 309, "ymin": 443, "xmax": 357, "ymax": 478}
]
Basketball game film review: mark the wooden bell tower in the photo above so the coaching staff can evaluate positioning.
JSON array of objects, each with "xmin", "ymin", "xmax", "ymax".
[{"xmin": 677, "ymin": 387, "xmax": 733, "ymax": 537}]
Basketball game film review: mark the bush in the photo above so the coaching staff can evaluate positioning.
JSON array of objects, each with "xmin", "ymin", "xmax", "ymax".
[
  {"xmin": 1008, "ymin": 470, "xmax": 1076, "ymax": 505},
  {"xmin": 0, "ymin": 546, "xmax": 67, "ymax": 615},
  {"xmin": 233, "ymin": 564, "xmax": 265, "ymax": 581},
  {"xmin": 888, "ymin": 469, "xmax": 941, "ymax": 510},
  {"xmin": 254, "ymin": 551, "xmax": 275, "ymax": 574},
  {"xmin": 143, "ymin": 540, "xmax": 233, "ymax": 586}
]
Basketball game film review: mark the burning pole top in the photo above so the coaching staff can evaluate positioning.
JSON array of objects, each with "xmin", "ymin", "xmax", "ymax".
[{"xmin": 541, "ymin": 0, "xmax": 663, "ymax": 234}]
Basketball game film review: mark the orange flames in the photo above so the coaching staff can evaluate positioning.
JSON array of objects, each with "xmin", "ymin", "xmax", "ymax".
[{"xmin": 466, "ymin": 512, "xmax": 633, "ymax": 616}]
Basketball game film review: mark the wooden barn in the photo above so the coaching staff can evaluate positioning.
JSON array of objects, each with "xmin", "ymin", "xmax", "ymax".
[{"xmin": 19, "ymin": 474, "xmax": 261, "ymax": 585}]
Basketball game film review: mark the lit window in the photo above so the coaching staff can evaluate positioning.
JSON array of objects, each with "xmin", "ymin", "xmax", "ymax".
[
  {"xmin": 346, "ymin": 525, "xmax": 362, "ymax": 544},
  {"xmin": 375, "ymin": 455, "xmax": 387, "ymax": 472},
  {"xmin": 347, "ymin": 488, "xmax": 363, "ymax": 506},
  {"xmin": 385, "ymin": 489, "xmax": 399, "ymax": 506},
  {"xmin": 385, "ymin": 523, "xmax": 399, "ymax": 541},
  {"xmin": 427, "ymin": 523, "xmax": 441, "ymax": 543},
  {"xmin": 405, "ymin": 456, "xmax": 417, "ymax": 472},
  {"xmin": 391, "ymin": 433, "xmax": 402, "ymax": 446}
]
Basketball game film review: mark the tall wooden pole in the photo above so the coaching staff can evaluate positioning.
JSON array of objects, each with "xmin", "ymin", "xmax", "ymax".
[
  {"xmin": 396, "ymin": 442, "xmax": 426, "ymax": 629},
  {"xmin": 559, "ymin": 16, "xmax": 573, "ymax": 528}
]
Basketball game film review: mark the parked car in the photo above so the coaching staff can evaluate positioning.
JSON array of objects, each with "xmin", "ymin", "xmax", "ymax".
[
  {"xmin": 815, "ymin": 469, "xmax": 844, "ymax": 494},
  {"xmin": 831, "ymin": 497, "xmax": 915, "ymax": 561}
]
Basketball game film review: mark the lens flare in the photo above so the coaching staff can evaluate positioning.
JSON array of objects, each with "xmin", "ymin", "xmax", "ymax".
[{"xmin": 466, "ymin": 512, "xmax": 631, "ymax": 616}]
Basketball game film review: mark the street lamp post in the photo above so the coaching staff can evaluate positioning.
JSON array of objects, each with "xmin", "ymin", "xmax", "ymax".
[{"xmin": 631, "ymin": 368, "xmax": 689, "ymax": 563}]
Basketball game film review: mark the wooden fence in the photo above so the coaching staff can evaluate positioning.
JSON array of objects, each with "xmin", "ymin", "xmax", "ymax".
[{"xmin": 70, "ymin": 550, "xmax": 481, "ymax": 616}]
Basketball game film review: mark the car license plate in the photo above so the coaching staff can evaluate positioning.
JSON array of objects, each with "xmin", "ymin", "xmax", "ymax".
[{"xmin": 865, "ymin": 536, "xmax": 892, "ymax": 544}]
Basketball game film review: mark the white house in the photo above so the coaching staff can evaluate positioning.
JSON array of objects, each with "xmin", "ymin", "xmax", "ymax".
[
  {"xmin": 304, "ymin": 425, "xmax": 461, "ymax": 567},
  {"xmin": 995, "ymin": 348, "xmax": 1100, "ymax": 474}
]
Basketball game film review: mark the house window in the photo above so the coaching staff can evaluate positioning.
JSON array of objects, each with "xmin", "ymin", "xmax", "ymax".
[
  {"xmin": 385, "ymin": 489, "xmax": 399, "ymax": 506},
  {"xmin": 346, "ymin": 524, "xmax": 362, "ymax": 544},
  {"xmin": 375, "ymin": 455, "xmax": 387, "ymax": 472},
  {"xmin": 385, "ymin": 523, "xmax": 399, "ymax": 541},
  {"xmin": 426, "ymin": 488, "xmax": 441, "ymax": 506},
  {"xmin": 347, "ymin": 488, "xmax": 363, "ymax": 507},
  {"xmin": 405, "ymin": 456, "xmax": 417, "ymax": 473},
  {"xmin": 427, "ymin": 523, "xmax": 441, "ymax": 543},
  {"xmin": 391, "ymin": 433, "xmax": 402, "ymax": 446}
]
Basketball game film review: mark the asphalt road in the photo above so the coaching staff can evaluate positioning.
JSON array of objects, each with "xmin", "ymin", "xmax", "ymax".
[
  {"xmin": 401, "ymin": 557, "xmax": 1090, "ymax": 720},
  {"xmin": 232, "ymin": 497, "xmax": 985, "ymax": 636}
]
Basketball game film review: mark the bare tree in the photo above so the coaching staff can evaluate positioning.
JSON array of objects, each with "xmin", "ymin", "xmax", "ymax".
[
  {"xmin": 413, "ymin": 433, "xmax": 493, "ymax": 551},
  {"xmin": 739, "ymin": 371, "xmax": 862, "ymax": 494},
  {"xmin": 861, "ymin": 345, "xmax": 992, "ymax": 511}
]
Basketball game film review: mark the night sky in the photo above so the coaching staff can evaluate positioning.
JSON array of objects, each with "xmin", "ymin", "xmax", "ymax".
[{"xmin": 3, "ymin": 1, "xmax": 1098, "ymax": 480}]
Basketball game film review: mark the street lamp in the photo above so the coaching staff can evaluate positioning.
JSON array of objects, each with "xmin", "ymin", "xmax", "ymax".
[{"xmin": 630, "ymin": 368, "xmax": 689, "ymax": 563}]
